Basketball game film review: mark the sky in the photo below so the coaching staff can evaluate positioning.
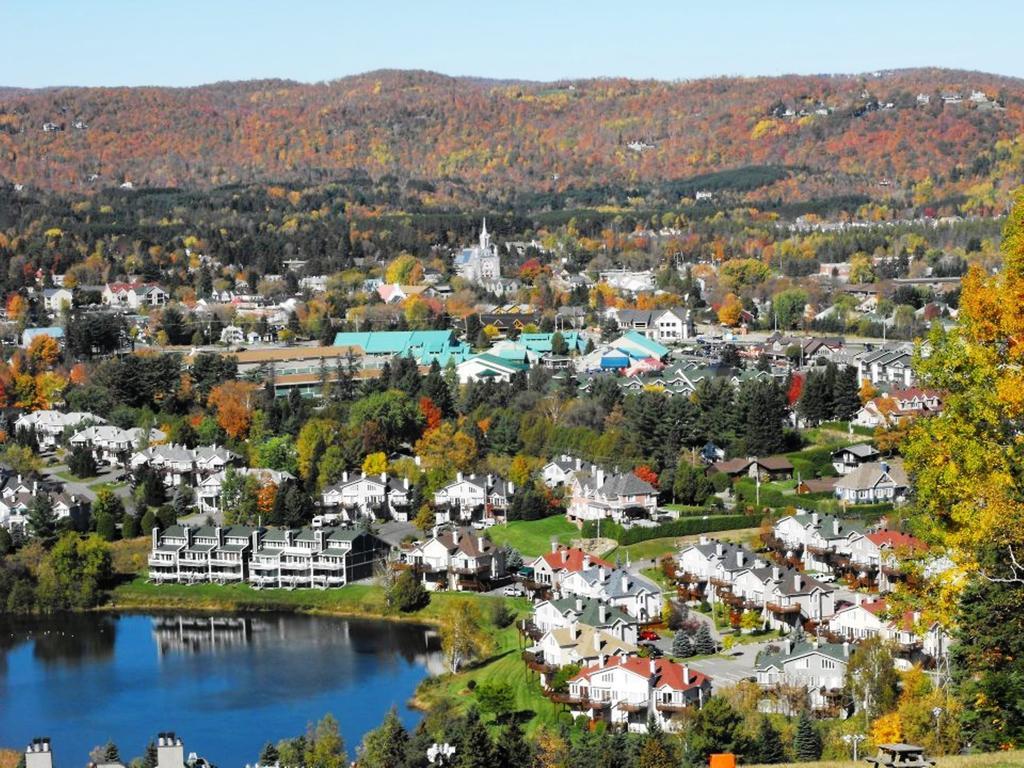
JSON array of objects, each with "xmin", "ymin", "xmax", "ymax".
[{"xmin": 5, "ymin": 0, "xmax": 1024, "ymax": 89}]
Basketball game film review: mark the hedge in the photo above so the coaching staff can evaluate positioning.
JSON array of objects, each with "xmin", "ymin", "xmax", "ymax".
[{"xmin": 582, "ymin": 513, "xmax": 764, "ymax": 545}]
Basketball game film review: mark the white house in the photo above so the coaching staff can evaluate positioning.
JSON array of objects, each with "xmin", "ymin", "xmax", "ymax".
[
  {"xmin": 70, "ymin": 425, "xmax": 165, "ymax": 467},
  {"xmin": 565, "ymin": 655, "xmax": 711, "ymax": 732},
  {"xmin": 567, "ymin": 468, "xmax": 658, "ymax": 524},
  {"xmin": 527, "ymin": 544, "xmax": 613, "ymax": 591},
  {"xmin": 755, "ymin": 638, "xmax": 851, "ymax": 714},
  {"xmin": 42, "ymin": 288, "xmax": 74, "ymax": 313},
  {"xmin": 559, "ymin": 566, "xmax": 662, "ymax": 622},
  {"xmin": 320, "ymin": 472, "xmax": 412, "ymax": 521},
  {"xmin": 102, "ymin": 281, "xmax": 169, "ymax": 310},
  {"xmin": 401, "ymin": 527, "xmax": 506, "ymax": 591},
  {"xmin": 14, "ymin": 410, "xmax": 104, "ymax": 451},
  {"xmin": 541, "ymin": 455, "xmax": 599, "ymax": 488},
  {"xmin": 831, "ymin": 443, "xmax": 881, "ymax": 475},
  {"xmin": 131, "ymin": 444, "xmax": 238, "ymax": 488},
  {"xmin": 834, "ymin": 460, "xmax": 908, "ymax": 505},
  {"xmin": 531, "ymin": 596, "xmax": 638, "ymax": 644},
  {"xmin": 196, "ymin": 467, "xmax": 296, "ymax": 515},
  {"xmin": 433, "ymin": 473, "xmax": 514, "ymax": 521}
]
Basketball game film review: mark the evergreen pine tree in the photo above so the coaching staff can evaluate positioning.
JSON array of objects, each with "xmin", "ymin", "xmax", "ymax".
[
  {"xmin": 27, "ymin": 494, "xmax": 57, "ymax": 544},
  {"xmin": 672, "ymin": 629, "xmax": 694, "ymax": 658},
  {"xmin": 140, "ymin": 742, "xmax": 158, "ymax": 768},
  {"xmin": 358, "ymin": 707, "xmax": 409, "ymax": 768},
  {"xmin": 794, "ymin": 711, "xmax": 823, "ymax": 761},
  {"xmin": 103, "ymin": 742, "xmax": 121, "ymax": 763},
  {"xmin": 451, "ymin": 708, "xmax": 494, "ymax": 768},
  {"xmin": 694, "ymin": 623, "xmax": 716, "ymax": 655},
  {"xmin": 748, "ymin": 716, "xmax": 785, "ymax": 764},
  {"xmin": 493, "ymin": 721, "xmax": 532, "ymax": 768},
  {"xmin": 258, "ymin": 741, "xmax": 279, "ymax": 767},
  {"xmin": 832, "ymin": 365, "xmax": 862, "ymax": 421}
]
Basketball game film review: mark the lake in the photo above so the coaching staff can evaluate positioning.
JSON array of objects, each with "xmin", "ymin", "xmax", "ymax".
[{"xmin": 0, "ymin": 612, "xmax": 443, "ymax": 767}]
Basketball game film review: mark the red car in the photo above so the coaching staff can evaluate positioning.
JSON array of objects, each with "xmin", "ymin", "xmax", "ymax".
[{"xmin": 638, "ymin": 629, "xmax": 660, "ymax": 642}]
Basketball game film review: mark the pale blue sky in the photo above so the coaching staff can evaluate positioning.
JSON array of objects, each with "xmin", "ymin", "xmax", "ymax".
[{"xmin": 5, "ymin": 0, "xmax": 1023, "ymax": 88}]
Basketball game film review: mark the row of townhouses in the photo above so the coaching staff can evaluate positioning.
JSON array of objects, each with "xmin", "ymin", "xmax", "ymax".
[
  {"xmin": 24, "ymin": 733, "xmax": 196, "ymax": 768},
  {"xmin": 148, "ymin": 524, "xmax": 389, "ymax": 589},
  {"xmin": 540, "ymin": 456, "xmax": 659, "ymax": 524}
]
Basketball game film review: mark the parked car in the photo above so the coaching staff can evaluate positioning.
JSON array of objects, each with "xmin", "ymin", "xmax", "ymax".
[
  {"xmin": 638, "ymin": 629, "xmax": 660, "ymax": 641},
  {"xmin": 502, "ymin": 585, "xmax": 523, "ymax": 597}
]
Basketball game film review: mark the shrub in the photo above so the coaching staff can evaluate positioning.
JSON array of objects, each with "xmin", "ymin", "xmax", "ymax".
[{"xmin": 386, "ymin": 569, "xmax": 430, "ymax": 613}]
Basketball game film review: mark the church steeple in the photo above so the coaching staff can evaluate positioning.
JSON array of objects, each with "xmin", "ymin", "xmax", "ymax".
[{"xmin": 479, "ymin": 217, "xmax": 490, "ymax": 252}]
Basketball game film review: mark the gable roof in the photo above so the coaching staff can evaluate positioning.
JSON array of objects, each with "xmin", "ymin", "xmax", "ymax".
[
  {"xmin": 538, "ymin": 546, "xmax": 612, "ymax": 573},
  {"xmin": 570, "ymin": 655, "xmax": 710, "ymax": 692}
]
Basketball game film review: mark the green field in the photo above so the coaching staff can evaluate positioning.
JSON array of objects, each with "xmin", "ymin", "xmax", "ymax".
[
  {"xmin": 413, "ymin": 624, "xmax": 561, "ymax": 735},
  {"xmin": 486, "ymin": 516, "xmax": 577, "ymax": 557}
]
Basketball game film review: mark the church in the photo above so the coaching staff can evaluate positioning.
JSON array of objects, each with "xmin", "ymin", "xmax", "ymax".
[{"xmin": 454, "ymin": 219, "xmax": 502, "ymax": 283}]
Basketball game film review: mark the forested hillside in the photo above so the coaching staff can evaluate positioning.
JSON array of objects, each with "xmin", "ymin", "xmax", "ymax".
[{"xmin": 1, "ymin": 68, "xmax": 1022, "ymax": 208}]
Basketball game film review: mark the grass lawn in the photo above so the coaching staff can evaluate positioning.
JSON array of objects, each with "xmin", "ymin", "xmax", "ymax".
[
  {"xmin": 55, "ymin": 470, "xmax": 100, "ymax": 483},
  {"xmin": 486, "ymin": 516, "xmax": 577, "ymax": 557},
  {"xmin": 110, "ymin": 576, "xmax": 529, "ymax": 625},
  {"xmin": 413, "ymin": 624, "xmax": 561, "ymax": 736},
  {"xmin": 605, "ymin": 528, "xmax": 762, "ymax": 564},
  {"xmin": 89, "ymin": 480, "xmax": 125, "ymax": 494},
  {"xmin": 747, "ymin": 752, "xmax": 1024, "ymax": 768}
]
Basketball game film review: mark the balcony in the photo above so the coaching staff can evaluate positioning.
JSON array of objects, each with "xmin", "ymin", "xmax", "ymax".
[
  {"xmin": 766, "ymin": 602, "xmax": 801, "ymax": 615},
  {"xmin": 708, "ymin": 576, "xmax": 732, "ymax": 588},
  {"xmin": 522, "ymin": 651, "xmax": 556, "ymax": 674},
  {"xmin": 719, "ymin": 591, "xmax": 744, "ymax": 607},
  {"xmin": 616, "ymin": 700, "xmax": 649, "ymax": 713},
  {"xmin": 655, "ymin": 700, "xmax": 691, "ymax": 713},
  {"xmin": 314, "ymin": 560, "xmax": 345, "ymax": 571},
  {"xmin": 805, "ymin": 544, "xmax": 833, "ymax": 556}
]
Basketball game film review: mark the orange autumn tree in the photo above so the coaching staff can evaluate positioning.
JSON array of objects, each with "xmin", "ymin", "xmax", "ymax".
[
  {"xmin": 418, "ymin": 396, "xmax": 442, "ymax": 431},
  {"xmin": 717, "ymin": 292, "xmax": 743, "ymax": 326},
  {"xmin": 633, "ymin": 465, "xmax": 659, "ymax": 487},
  {"xmin": 207, "ymin": 380, "xmax": 258, "ymax": 439},
  {"xmin": 27, "ymin": 334, "xmax": 61, "ymax": 372},
  {"xmin": 256, "ymin": 483, "xmax": 278, "ymax": 516}
]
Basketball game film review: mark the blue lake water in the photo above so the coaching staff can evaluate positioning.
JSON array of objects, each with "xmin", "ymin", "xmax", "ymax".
[{"xmin": 0, "ymin": 612, "xmax": 442, "ymax": 767}]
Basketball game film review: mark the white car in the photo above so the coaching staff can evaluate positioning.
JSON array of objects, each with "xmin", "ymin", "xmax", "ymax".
[{"xmin": 502, "ymin": 585, "xmax": 522, "ymax": 597}]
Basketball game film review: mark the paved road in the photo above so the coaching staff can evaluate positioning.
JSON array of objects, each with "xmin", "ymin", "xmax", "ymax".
[
  {"xmin": 41, "ymin": 463, "xmax": 129, "ymax": 504},
  {"xmin": 688, "ymin": 639, "xmax": 772, "ymax": 692}
]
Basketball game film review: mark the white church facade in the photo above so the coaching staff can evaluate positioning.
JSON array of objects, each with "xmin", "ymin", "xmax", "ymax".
[{"xmin": 454, "ymin": 219, "xmax": 502, "ymax": 283}]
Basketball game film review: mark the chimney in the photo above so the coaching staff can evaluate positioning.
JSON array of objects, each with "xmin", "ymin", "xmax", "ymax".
[
  {"xmin": 508, "ymin": 481, "xmax": 515, "ymax": 495},
  {"xmin": 596, "ymin": 468, "xmax": 605, "ymax": 487},
  {"xmin": 575, "ymin": 597, "xmax": 583, "ymax": 612},
  {"xmin": 621, "ymin": 573, "xmax": 629, "ymax": 592},
  {"xmin": 569, "ymin": 619, "xmax": 579, "ymax": 639},
  {"xmin": 583, "ymin": 554, "xmax": 591, "ymax": 569},
  {"xmin": 380, "ymin": 472, "xmax": 387, "ymax": 483},
  {"xmin": 793, "ymin": 573, "xmax": 803, "ymax": 591},
  {"xmin": 593, "ymin": 630, "xmax": 602, "ymax": 653},
  {"xmin": 361, "ymin": 470, "xmax": 366, "ymax": 479},
  {"xmin": 342, "ymin": 471, "xmax": 348, "ymax": 482},
  {"xmin": 414, "ymin": 455, "xmax": 421, "ymax": 467},
  {"xmin": 403, "ymin": 477, "xmax": 409, "ymax": 490},
  {"xmin": 811, "ymin": 512, "xmax": 819, "ymax": 527},
  {"xmin": 843, "ymin": 641, "xmax": 850, "ymax": 658},
  {"xmin": 561, "ymin": 550, "xmax": 569, "ymax": 564},
  {"xmin": 25, "ymin": 739, "xmax": 52, "ymax": 768},
  {"xmin": 715, "ymin": 542, "xmax": 724, "ymax": 557},
  {"xmin": 599, "ymin": 566, "xmax": 607, "ymax": 583},
  {"xmin": 599, "ymin": 603, "xmax": 608, "ymax": 623},
  {"xmin": 783, "ymin": 637, "xmax": 792, "ymax": 654},
  {"xmin": 215, "ymin": 526, "xmax": 223, "ymax": 545},
  {"xmin": 575, "ymin": 457, "xmax": 582, "ymax": 470},
  {"xmin": 683, "ymin": 665, "xmax": 691, "ymax": 685},
  {"xmin": 649, "ymin": 658, "xmax": 657, "ymax": 676},
  {"xmin": 156, "ymin": 732, "xmax": 185, "ymax": 768},
  {"xmin": 486, "ymin": 473, "xmax": 493, "ymax": 488},
  {"xmin": 151, "ymin": 526, "xmax": 159, "ymax": 548},
  {"xmin": 551, "ymin": 539, "xmax": 559, "ymax": 554},
  {"xmin": 32, "ymin": 480, "xmax": 38, "ymax": 494},
  {"xmin": 833, "ymin": 518, "xmax": 841, "ymax": 536},
  {"xmin": 772, "ymin": 565, "xmax": 781, "ymax": 581},
  {"xmin": 736, "ymin": 550, "xmax": 745, "ymax": 568},
  {"xmin": 456, "ymin": 471, "xmax": 463, "ymax": 482},
  {"xmin": 699, "ymin": 535, "xmax": 709, "ymax": 546}
]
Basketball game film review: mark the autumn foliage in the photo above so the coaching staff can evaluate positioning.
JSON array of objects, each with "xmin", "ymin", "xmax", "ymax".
[{"xmin": 207, "ymin": 380, "xmax": 258, "ymax": 439}]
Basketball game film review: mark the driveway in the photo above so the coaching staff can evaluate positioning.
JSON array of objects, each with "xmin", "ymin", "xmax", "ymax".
[{"xmin": 688, "ymin": 639, "xmax": 773, "ymax": 692}]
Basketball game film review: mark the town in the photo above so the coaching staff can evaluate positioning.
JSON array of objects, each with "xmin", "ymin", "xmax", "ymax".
[{"xmin": 2, "ymin": 6, "xmax": 1024, "ymax": 766}]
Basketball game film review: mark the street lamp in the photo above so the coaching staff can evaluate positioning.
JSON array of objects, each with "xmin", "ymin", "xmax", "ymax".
[
  {"xmin": 842, "ymin": 733, "xmax": 866, "ymax": 761},
  {"xmin": 428, "ymin": 743, "xmax": 456, "ymax": 766}
]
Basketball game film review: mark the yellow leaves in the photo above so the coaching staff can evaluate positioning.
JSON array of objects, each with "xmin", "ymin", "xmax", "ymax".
[
  {"xmin": 361, "ymin": 452, "xmax": 388, "ymax": 476},
  {"xmin": 871, "ymin": 712, "xmax": 903, "ymax": 746},
  {"xmin": 717, "ymin": 292, "xmax": 743, "ymax": 326},
  {"xmin": 750, "ymin": 118, "xmax": 782, "ymax": 140}
]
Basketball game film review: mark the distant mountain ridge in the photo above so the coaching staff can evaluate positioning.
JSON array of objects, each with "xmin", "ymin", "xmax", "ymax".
[{"xmin": 0, "ymin": 67, "xmax": 1021, "ymax": 203}]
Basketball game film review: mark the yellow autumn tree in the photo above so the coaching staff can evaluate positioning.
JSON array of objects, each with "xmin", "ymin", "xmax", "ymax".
[
  {"xmin": 902, "ymin": 187, "xmax": 1024, "ymax": 602},
  {"xmin": 361, "ymin": 452, "xmax": 388, "ymax": 476},
  {"xmin": 871, "ymin": 711, "xmax": 903, "ymax": 746},
  {"xmin": 717, "ymin": 292, "xmax": 743, "ymax": 326},
  {"xmin": 414, "ymin": 422, "xmax": 476, "ymax": 479}
]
